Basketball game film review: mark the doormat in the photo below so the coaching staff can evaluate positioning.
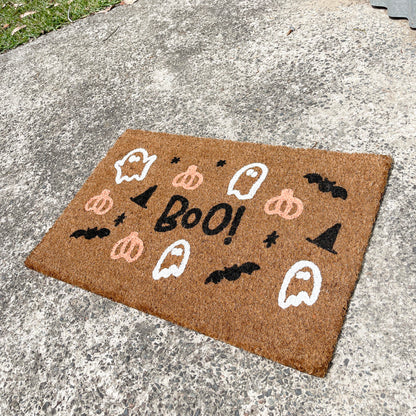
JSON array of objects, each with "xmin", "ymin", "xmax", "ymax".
[{"xmin": 25, "ymin": 129, "xmax": 392, "ymax": 377}]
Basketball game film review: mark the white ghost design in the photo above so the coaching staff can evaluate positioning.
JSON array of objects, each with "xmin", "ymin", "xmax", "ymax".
[
  {"xmin": 227, "ymin": 163, "xmax": 269, "ymax": 200},
  {"xmin": 152, "ymin": 240, "xmax": 191, "ymax": 280},
  {"xmin": 114, "ymin": 148, "xmax": 157, "ymax": 184},
  {"xmin": 278, "ymin": 260, "xmax": 322, "ymax": 309}
]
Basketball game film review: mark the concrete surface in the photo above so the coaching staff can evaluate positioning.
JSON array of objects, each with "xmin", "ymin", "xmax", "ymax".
[{"xmin": 1, "ymin": 0, "xmax": 415, "ymax": 414}]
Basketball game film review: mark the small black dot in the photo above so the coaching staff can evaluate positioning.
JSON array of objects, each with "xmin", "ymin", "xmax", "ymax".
[
  {"xmin": 216, "ymin": 160, "xmax": 226, "ymax": 167},
  {"xmin": 171, "ymin": 157, "xmax": 180, "ymax": 164}
]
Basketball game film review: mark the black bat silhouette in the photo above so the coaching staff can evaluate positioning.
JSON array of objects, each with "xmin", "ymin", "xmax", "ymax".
[
  {"xmin": 304, "ymin": 173, "xmax": 348, "ymax": 200},
  {"xmin": 205, "ymin": 262, "xmax": 260, "ymax": 284},
  {"xmin": 70, "ymin": 227, "xmax": 110, "ymax": 240}
]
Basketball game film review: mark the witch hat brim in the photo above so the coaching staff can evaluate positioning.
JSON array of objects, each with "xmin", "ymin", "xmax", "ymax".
[
  {"xmin": 306, "ymin": 223, "xmax": 341, "ymax": 254},
  {"xmin": 130, "ymin": 185, "xmax": 158, "ymax": 209}
]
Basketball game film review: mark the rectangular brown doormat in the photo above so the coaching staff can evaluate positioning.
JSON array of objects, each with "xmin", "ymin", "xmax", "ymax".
[{"xmin": 25, "ymin": 130, "xmax": 392, "ymax": 377}]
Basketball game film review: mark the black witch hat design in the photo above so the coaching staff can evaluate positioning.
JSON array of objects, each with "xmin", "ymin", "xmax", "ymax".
[
  {"xmin": 306, "ymin": 223, "xmax": 341, "ymax": 254},
  {"xmin": 130, "ymin": 185, "xmax": 157, "ymax": 209}
]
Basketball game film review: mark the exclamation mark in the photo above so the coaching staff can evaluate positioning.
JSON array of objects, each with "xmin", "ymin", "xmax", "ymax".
[{"xmin": 224, "ymin": 206, "xmax": 246, "ymax": 245}]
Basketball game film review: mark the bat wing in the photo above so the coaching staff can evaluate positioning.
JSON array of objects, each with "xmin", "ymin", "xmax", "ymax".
[
  {"xmin": 304, "ymin": 173, "xmax": 322, "ymax": 184},
  {"xmin": 239, "ymin": 262, "xmax": 261, "ymax": 275},
  {"xmin": 205, "ymin": 270, "xmax": 225, "ymax": 284},
  {"xmin": 97, "ymin": 228, "xmax": 111, "ymax": 238},
  {"xmin": 70, "ymin": 229, "xmax": 86, "ymax": 238},
  {"xmin": 332, "ymin": 186, "xmax": 348, "ymax": 200}
]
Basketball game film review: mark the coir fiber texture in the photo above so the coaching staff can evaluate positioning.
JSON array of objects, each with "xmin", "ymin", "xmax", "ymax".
[{"xmin": 25, "ymin": 130, "xmax": 392, "ymax": 376}]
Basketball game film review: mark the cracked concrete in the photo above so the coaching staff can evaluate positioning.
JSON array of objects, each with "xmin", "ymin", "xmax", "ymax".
[{"xmin": 1, "ymin": 0, "xmax": 415, "ymax": 414}]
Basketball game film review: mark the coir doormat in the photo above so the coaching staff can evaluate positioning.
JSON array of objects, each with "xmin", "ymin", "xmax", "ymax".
[{"xmin": 25, "ymin": 130, "xmax": 392, "ymax": 376}]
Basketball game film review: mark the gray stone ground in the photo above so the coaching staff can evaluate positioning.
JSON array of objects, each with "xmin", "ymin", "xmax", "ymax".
[{"xmin": 1, "ymin": 0, "xmax": 415, "ymax": 414}]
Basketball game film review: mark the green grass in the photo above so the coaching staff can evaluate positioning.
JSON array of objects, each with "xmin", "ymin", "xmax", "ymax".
[{"xmin": 0, "ymin": 0, "xmax": 121, "ymax": 53}]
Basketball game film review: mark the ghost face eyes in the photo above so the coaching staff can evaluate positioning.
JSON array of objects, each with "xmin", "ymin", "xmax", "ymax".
[
  {"xmin": 129, "ymin": 154, "xmax": 140, "ymax": 163},
  {"xmin": 278, "ymin": 261, "xmax": 322, "ymax": 309},
  {"xmin": 227, "ymin": 163, "xmax": 269, "ymax": 200},
  {"xmin": 245, "ymin": 168, "xmax": 259, "ymax": 178}
]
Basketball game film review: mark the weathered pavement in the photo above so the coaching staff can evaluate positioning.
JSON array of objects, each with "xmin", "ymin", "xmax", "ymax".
[{"xmin": 1, "ymin": 0, "xmax": 415, "ymax": 414}]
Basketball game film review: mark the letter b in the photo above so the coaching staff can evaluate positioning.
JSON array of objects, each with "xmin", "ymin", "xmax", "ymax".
[{"xmin": 154, "ymin": 195, "xmax": 189, "ymax": 232}]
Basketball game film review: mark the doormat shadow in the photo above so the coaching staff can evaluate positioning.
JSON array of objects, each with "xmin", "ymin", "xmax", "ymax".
[{"xmin": 25, "ymin": 130, "xmax": 392, "ymax": 376}]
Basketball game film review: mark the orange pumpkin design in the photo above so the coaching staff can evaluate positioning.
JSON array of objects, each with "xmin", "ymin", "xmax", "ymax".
[
  {"xmin": 110, "ymin": 232, "xmax": 144, "ymax": 263},
  {"xmin": 264, "ymin": 189, "xmax": 304, "ymax": 220},
  {"xmin": 172, "ymin": 165, "xmax": 203, "ymax": 190},
  {"xmin": 85, "ymin": 189, "xmax": 113, "ymax": 215}
]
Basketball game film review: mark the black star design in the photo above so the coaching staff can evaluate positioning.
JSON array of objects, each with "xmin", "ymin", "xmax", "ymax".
[
  {"xmin": 263, "ymin": 231, "xmax": 279, "ymax": 248},
  {"xmin": 216, "ymin": 160, "xmax": 226, "ymax": 167},
  {"xmin": 114, "ymin": 213, "xmax": 126, "ymax": 226},
  {"xmin": 171, "ymin": 157, "xmax": 180, "ymax": 164}
]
